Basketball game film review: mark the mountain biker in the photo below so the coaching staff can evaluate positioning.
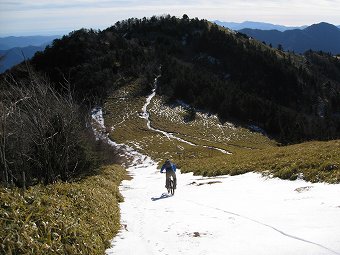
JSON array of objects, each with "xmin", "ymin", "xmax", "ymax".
[{"xmin": 160, "ymin": 159, "xmax": 177, "ymax": 190}]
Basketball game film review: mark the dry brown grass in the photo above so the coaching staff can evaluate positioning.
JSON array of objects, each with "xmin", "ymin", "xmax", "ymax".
[{"xmin": 0, "ymin": 165, "xmax": 126, "ymax": 255}]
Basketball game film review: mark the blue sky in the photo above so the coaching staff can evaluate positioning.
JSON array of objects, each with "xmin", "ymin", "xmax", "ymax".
[{"xmin": 1, "ymin": 0, "xmax": 340, "ymax": 36}]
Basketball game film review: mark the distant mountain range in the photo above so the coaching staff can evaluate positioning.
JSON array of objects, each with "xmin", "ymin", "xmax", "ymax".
[
  {"xmin": 0, "ymin": 45, "xmax": 47, "ymax": 73},
  {"xmin": 0, "ymin": 35, "xmax": 60, "ymax": 73},
  {"xmin": 213, "ymin": 21, "xmax": 308, "ymax": 31},
  {"xmin": 0, "ymin": 35, "xmax": 60, "ymax": 50},
  {"xmin": 239, "ymin": 22, "xmax": 340, "ymax": 54}
]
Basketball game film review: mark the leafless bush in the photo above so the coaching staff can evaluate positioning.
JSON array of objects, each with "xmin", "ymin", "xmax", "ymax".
[{"xmin": 0, "ymin": 72, "xmax": 91, "ymax": 187}]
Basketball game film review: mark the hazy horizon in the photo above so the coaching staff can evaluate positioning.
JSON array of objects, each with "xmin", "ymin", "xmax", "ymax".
[
  {"xmin": 1, "ymin": 0, "xmax": 340, "ymax": 37},
  {"xmin": 1, "ymin": 19, "xmax": 340, "ymax": 38}
]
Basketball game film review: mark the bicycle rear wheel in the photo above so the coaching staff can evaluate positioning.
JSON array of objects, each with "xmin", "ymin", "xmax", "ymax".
[{"xmin": 170, "ymin": 180, "xmax": 175, "ymax": 195}]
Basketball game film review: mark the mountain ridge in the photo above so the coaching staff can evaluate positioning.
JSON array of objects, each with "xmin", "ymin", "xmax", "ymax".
[
  {"xmin": 0, "ymin": 35, "xmax": 60, "ymax": 50},
  {"xmin": 6, "ymin": 15, "xmax": 340, "ymax": 143},
  {"xmin": 239, "ymin": 22, "xmax": 340, "ymax": 54},
  {"xmin": 213, "ymin": 20, "xmax": 308, "ymax": 31},
  {"xmin": 0, "ymin": 44, "xmax": 50, "ymax": 73},
  {"xmin": 0, "ymin": 35, "xmax": 60, "ymax": 73}
]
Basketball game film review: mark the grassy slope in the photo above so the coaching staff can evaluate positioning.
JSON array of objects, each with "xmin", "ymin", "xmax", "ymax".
[
  {"xmin": 179, "ymin": 140, "xmax": 340, "ymax": 183},
  {"xmin": 104, "ymin": 79, "xmax": 340, "ymax": 183},
  {"xmin": 0, "ymin": 165, "xmax": 126, "ymax": 255},
  {"xmin": 103, "ymin": 80, "xmax": 225, "ymax": 163},
  {"xmin": 148, "ymin": 96, "xmax": 276, "ymax": 150}
]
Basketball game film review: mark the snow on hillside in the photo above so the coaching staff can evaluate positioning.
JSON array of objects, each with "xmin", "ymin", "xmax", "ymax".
[
  {"xmin": 148, "ymin": 96, "xmax": 274, "ymax": 149},
  {"xmin": 139, "ymin": 76, "xmax": 231, "ymax": 154}
]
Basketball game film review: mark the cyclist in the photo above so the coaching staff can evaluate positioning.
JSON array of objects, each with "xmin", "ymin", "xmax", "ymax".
[{"xmin": 160, "ymin": 159, "xmax": 177, "ymax": 190}]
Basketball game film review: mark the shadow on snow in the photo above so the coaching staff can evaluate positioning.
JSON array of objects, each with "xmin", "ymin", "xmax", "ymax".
[{"xmin": 151, "ymin": 193, "xmax": 173, "ymax": 201}]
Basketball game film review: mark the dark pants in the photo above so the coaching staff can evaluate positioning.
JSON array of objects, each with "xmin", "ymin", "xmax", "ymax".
[{"xmin": 166, "ymin": 170, "xmax": 177, "ymax": 189}]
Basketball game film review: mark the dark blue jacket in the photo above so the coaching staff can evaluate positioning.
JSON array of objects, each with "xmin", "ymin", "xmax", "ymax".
[{"xmin": 160, "ymin": 162, "xmax": 176, "ymax": 173}]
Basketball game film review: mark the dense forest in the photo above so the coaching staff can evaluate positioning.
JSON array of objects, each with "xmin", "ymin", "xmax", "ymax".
[{"xmin": 1, "ymin": 14, "xmax": 340, "ymax": 186}]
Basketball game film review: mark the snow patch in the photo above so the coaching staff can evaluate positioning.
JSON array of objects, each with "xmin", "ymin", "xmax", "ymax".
[{"xmin": 91, "ymin": 107, "xmax": 153, "ymax": 167}]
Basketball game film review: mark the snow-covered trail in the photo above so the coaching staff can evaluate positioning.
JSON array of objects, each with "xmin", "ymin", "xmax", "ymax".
[
  {"xmin": 106, "ymin": 162, "xmax": 340, "ymax": 255},
  {"xmin": 91, "ymin": 75, "xmax": 340, "ymax": 255}
]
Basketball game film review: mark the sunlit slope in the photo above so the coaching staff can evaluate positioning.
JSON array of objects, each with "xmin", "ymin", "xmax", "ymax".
[
  {"xmin": 104, "ymin": 79, "xmax": 340, "ymax": 183},
  {"xmin": 148, "ymin": 96, "xmax": 276, "ymax": 150}
]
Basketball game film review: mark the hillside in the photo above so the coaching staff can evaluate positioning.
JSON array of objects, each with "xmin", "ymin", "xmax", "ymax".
[
  {"xmin": 28, "ymin": 15, "xmax": 340, "ymax": 144},
  {"xmin": 99, "ymin": 73, "xmax": 340, "ymax": 183},
  {"xmin": 96, "ymin": 72, "xmax": 340, "ymax": 254},
  {"xmin": 29, "ymin": 14, "xmax": 340, "ymax": 182},
  {"xmin": 240, "ymin": 22, "xmax": 340, "ymax": 54}
]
